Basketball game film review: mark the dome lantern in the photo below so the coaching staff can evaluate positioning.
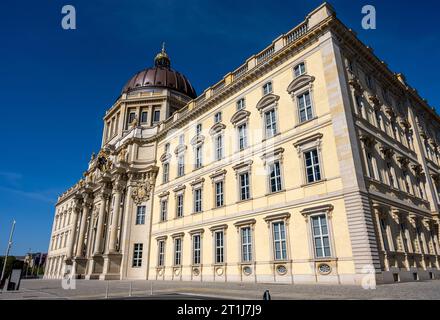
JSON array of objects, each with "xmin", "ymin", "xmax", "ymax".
[{"xmin": 154, "ymin": 42, "xmax": 171, "ymax": 69}]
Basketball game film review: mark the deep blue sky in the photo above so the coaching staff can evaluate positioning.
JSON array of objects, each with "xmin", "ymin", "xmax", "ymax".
[{"xmin": 0, "ymin": 0, "xmax": 439, "ymax": 256}]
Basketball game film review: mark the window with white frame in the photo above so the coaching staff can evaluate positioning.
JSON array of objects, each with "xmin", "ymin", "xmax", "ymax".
[
  {"xmin": 160, "ymin": 199, "xmax": 168, "ymax": 222},
  {"xmin": 241, "ymin": 227, "xmax": 252, "ymax": 262},
  {"xmin": 195, "ymin": 145, "xmax": 203, "ymax": 169},
  {"xmin": 238, "ymin": 123, "xmax": 247, "ymax": 150},
  {"xmin": 177, "ymin": 153, "xmax": 185, "ymax": 177},
  {"xmin": 263, "ymin": 82, "xmax": 273, "ymax": 95},
  {"xmin": 192, "ymin": 234, "xmax": 201, "ymax": 265},
  {"xmin": 157, "ymin": 240, "xmax": 165, "ymax": 266},
  {"xmin": 215, "ymin": 181, "xmax": 224, "ymax": 208},
  {"xmin": 194, "ymin": 188, "xmax": 202, "ymax": 213},
  {"xmin": 239, "ymin": 172, "xmax": 251, "ymax": 201},
  {"xmin": 294, "ymin": 62, "xmax": 306, "ymax": 77},
  {"xmin": 272, "ymin": 222, "xmax": 287, "ymax": 260},
  {"xmin": 214, "ymin": 230, "xmax": 224, "ymax": 264},
  {"xmin": 297, "ymin": 91, "xmax": 313, "ymax": 123},
  {"xmin": 264, "ymin": 109, "xmax": 277, "ymax": 138},
  {"xmin": 214, "ymin": 112, "xmax": 222, "ymax": 124},
  {"xmin": 236, "ymin": 98, "xmax": 246, "ymax": 110},
  {"xmin": 135, "ymin": 205, "xmax": 146, "ymax": 225},
  {"xmin": 304, "ymin": 149, "xmax": 321, "ymax": 183},
  {"xmin": 215, "ymin": 134, "xmax": 224, "ymax": 160},
  {"xmin": 163, "ymin": 162, "xmax": 169, "ymax": 183},
  {"xmin": 174, "ymin": 238, "xmax": 182, "ymax": 266},
  {"xmin": 132, "ymin": 243, "xmax": 143, "ymax": 267},
  {"xmin": 176, "ymin": 194, "xmax": 184, "ymax": 218},
  {"xmin": 311, "ymin": 215, "xmax": 331, "ymax": 258},
  {"xmin": 269, "ymin": 161, "xmax": 282, "ymax": 193}
]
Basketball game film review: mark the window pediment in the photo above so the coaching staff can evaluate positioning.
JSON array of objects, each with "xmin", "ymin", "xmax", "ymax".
[
  {"xmin": 160, "ymin": 153, "xmax": 172, "ymax": 163},
  {"xmin": 174, "ymin": 144, "xmax": 187, "ymax": 154},
  {"xmin": 287, "ymin": 74, "xmax": 315, "ymax": 94},
  {"xmin": 191, "ymin": 135, "xmax": 205, "ymax": 146},
  {"xmin": 231, "ymin": 109, "xmax": 251, "ymax": 125},
  {"xmin": 256, "ymin": 94, "xmax": 280, "ymax": 111},
  {"xmin": 209, "ymin": 123, "xmax": 226, "ymax": 136}
]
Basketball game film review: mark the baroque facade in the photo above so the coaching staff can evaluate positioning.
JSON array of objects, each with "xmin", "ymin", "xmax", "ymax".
[{"xmin": 45, "ymin": 3, "xmax": 440, "ymax": 285}]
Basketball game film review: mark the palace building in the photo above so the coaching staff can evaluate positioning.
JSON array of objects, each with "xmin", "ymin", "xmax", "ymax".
[{"xmin": 45, "ymin": 3, "xmax": 440, "ymax": 285}]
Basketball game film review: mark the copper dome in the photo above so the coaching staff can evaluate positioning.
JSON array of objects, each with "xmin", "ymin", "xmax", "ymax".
[{"xmin": 122, "ymin": 46, "xmax": 197, "ymax": 99}]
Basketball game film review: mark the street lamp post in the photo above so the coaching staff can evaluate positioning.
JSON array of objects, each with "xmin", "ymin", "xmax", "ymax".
[{"xmin": 1, "ymin": 220, "xmax": 16, "ymax": 291}]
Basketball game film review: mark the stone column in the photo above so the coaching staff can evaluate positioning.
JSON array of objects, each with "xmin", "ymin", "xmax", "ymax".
[
  {"xmin": 75, "ymin": 194, "xmax": 92, "ymax": 257},
  {"xmin": 108, "ymin": 179, "xmax": 125, "ymax": 253},
  {"xmin": 94, "ymin": 190, "xmax": 109, "ymax": 255},
  {"xmin": 66, "ymin": 197, "xmax": 82, "ymax": 260}
]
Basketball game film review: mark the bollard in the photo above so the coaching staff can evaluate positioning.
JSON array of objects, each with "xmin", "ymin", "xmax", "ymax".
[
  {"xmin": 129, "ymin": 282, "xmax": 132, "ymax": 297},
  {"xmin": 263, "ymin": 290, "xmax": 271, "ymax": 300},
  {"xmin": 105, "ymin": 281, "xmax": 109, "ymax": 299}
]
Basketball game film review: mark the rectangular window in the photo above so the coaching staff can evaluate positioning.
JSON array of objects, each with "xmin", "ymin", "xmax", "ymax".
[
  {"xmin": 158, "ymin": 240, "xmax": 165, "ymax": 266},
  {"xmin": 304, "ymin": 149, "xmax": 321, "ymax": 183},
  {"xmin": 196, "ymin": 123, "xmax": 202, "ymax": 135},
  {"xmin": 263, "ymin": 82, "xmax": 273, "ymax": 95},
  {"xmin": 215, "ymin": 134, "xmax": 223, "ymax": 160},
  {"xmin": 294, "ymin": 62, "xmax": 306, "ymax": 77},
  {"xmin": 272, "ymin": 222, "xmax": 287, "ymax": 260},
  {"xmin": 160, "ymin": 200, "xmax": 168, "ymax": 222},
  {"xmin": 265, "ymin": 109, "xmax": 277, "ymax": 138},
  {"xmin": 416, "ymin": 225, "xmax": 426, "ymax": 254},
  {"xmin": 177, "ymin": 154, "xmax": 185, "ymax": 177},
  {"xmin": 236, "ymin": 98, "xmax": 246, "ymax": 110},
  {"xmin": 311, "ymin": 215, "xmax": 331, "ymax": 258},
  {"xmin": 179, "ymin": 134, "xmax": 185, "ymax": 145},
  {"xmin": 215, "ymin": 181, "xmax": 224, "ymax": 207},
  {"xmin": 297, "ymin": 91, "xmax": 313, "ymax": 123},
  {"xmin": 366, "ymin": 75, "xmax": 374, "ymax": 89},
  {"xmin": 388, "ymin": 162, "xmax": 398, "ymax": 189},
  {"xmin": 215, "ymin": 231, "xmax": 224, "ymax": 264},
  {"xmin": 132, "ymin": 243, "xmax": 143, "ymax": 267},
  {"xmin": 162, "ymin": 162, "xmax": 169, "ymax": 183},
  {"xmin": 241, "ymin": 227, "xmax": 252, "ymax": 262},
  {"xmin": 355, "ymin": 96, "xmax": 363, "ymax": 116},
  {"xmin": 239, "ymin": 172, "xmax": 250, "ymax": 201},
  {"xmin": 128, "ymin": 111, "xmax": 136, "ymax": 127},
  {"xmin": 140, "ymin": 111, "xmax": 148, "ymax": 124},
  {"xmin": 176, "ymin": 194, "xmax": 184, "ymax": 218},
  {"xmin": 238, "ymin": 123, "xmax": 247, "ymax": 150},
  {"xmin": 194, "ymin": 188, "xmax": 202, "ymax": 213},
  {"xmin": 164, "ymin": 143, "xmax": 170, "ymax": 153},
  {"xmin": 400, "ymin": 223, "xmax": 409, "ymax": 253},
  {"xmin": 174, "ymin": 238, "xmax": 182, "ymax": 266},
  {"xmin": 403, "ymin": 171, "xmax": 411, "ymax": 194},
  {"xmin": 380, "ymin": 219, "xmax": 390, "ymax": 251},
  {"xmin": 193, "ymin": 234, "xmax": 201, "ymax": 265},
  {"xmin": 195, "ymin": 146, "xmax": 203, "ymax": 169},
  {"xmin": 135, "ymin": 206, "xmax": 146, "ymax": 225},
  {"xmin": 269, "ymin": 161, "xmax": 282, "ymax": 193},
  {"xmin": 153, "ymin": 110, "xmax": 161, "ymax": 123},
  {"xmin": 214, "ymin": 112, "xmax": 222, "ymax": 124}
]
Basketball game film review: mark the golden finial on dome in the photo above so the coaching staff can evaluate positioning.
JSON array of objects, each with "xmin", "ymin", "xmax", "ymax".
[{"xmin": 154, "ymin": 42, "xmax": 170, "ymax": 68}]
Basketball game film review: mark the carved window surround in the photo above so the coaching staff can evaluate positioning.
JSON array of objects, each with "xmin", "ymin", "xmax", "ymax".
[
  {"xmin": 190, "ymin": 177, "xmax": 205, "ymax": 190},
  {"xmin": 264, "ymin": 212, "xmax": 291, "ymax": 226},
  {"xmin": 209, "ymin": 169, "xmax": 227, "ymax": 183},
  {"xmin": 233, "ymin": 218, "xmax": 256, "ymax": 230},
  {"xmin": 209, "ymin": 123, "xmax": 226, "ymax": 136},
  {"xmin": 230, "ymin": 110, "xmax": 251, "ymax": 127},
  {"xmin": 300, "ymin": 204, "xmax": 334, "ymax": 221}
]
